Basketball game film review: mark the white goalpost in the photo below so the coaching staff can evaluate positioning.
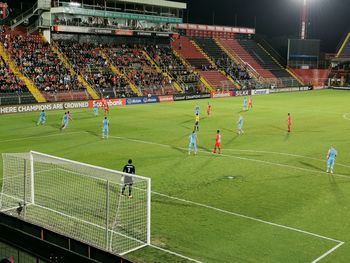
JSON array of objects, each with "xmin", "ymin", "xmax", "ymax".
[{"xmin": 0, "ymin": 151, "xmax": 151, "ymax": 256}]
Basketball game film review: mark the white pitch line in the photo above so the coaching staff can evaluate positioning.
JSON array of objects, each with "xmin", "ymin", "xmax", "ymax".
[
  {"xmin": 0, "ymin": 131, "xmax": 82, "ymax": 143},
  {"xmin": 311, "ymin": 242, "xmax": 345, "ymax": 263},
  {"xmin": 109, "ymin": 135, "xmax": 347, "ymax": 262},
  {"xmin": 223, "ymin": 148, "xmax": 350, "ymax": 169},
  {"xmin": 109, "ymin": 135, "xmax": 350, "ymax": 180},
  {"xmin": 152, "ymin": 191, "xmax": 342, "ymax": 243},
  {"xmin": 149, "ymin": 244, "xmax": 202, "ymax": 263}
]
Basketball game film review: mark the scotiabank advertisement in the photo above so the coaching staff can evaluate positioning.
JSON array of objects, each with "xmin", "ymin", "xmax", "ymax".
[
  {"xmin": 88, "ymin": 98, "xmax": 126, "ymax": 108},
  {"xmin": 158, "ymin": 95, "xmax": 174, "ymax": 102},
  {"xmin": 211, "ymin": 91, "xmax": 232, "ymax": 98}
]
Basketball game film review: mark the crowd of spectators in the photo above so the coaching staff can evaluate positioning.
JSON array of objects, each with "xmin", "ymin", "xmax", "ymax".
[
  {"xmin": 0, "ymin": 57, "xmax": 27, "ymax": 94},
  {"xmin": 105, "ymin": 45, "xmax": 175, "ymax": 95},
  {"xmin": 58, "ymin": 41, "xmax": 136, "ymax": 98},
  {"xmin": 2, "ymin": 31, "xmax": 83, "ymax": 95},
  {"xmin": 145, "ymin": 45, "xmax": 203, "ymax": 93},
  {"xmin": 216, "ymin": 56, "xmax": 251, "ymax": 81}
]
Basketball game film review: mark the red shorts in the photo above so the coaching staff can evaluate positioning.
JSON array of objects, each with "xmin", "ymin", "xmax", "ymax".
[{"xmin": 215, "ymin": 142, "xmax": 221, "ymax": 148}]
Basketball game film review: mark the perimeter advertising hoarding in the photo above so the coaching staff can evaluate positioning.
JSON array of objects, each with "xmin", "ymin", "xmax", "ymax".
[
  {"xmin": 251, "ymin": 89, "xmax": 270, "ymax": 96},
  {"xmin": 211, "ymin": 91, "xmax": 232, "ymax": 98},
  {"xmin": 87, "ymin": 99, "xmax": 126, "ymax": 108},
  {"xmin": 126, "ymin": 96, "xmax": 159, "ymax": 105},
  {"xmin": 232, "ymin": 90, "xmax": 251, "ymax": 97},
  {"xmin": 158, "ymin": 95, "xmax": 174, "ymax": 102},
  {"xmin": 0, "ymin": 101, "xmax": 88, "ymax": 115},
  {"xmin": 173, "ymin": 94, "xmax": 211, "ymax": 101}
]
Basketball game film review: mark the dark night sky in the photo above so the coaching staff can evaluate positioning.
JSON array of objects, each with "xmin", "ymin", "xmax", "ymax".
[
  {"xmin": 6, "ymin": 0, "xmax": 350, "ymax": 54},
  {"xmin": 183, "ymin": 0, "xmax": 350, "ymax": 54}
]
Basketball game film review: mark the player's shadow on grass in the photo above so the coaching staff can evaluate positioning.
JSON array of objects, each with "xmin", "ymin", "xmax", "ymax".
[
  {"xmin": 298, "ymin": 161, "xmax": 323, "ymax": 171},
  {"xmin": 197, "ymin": 145, "xmax": 212, "ymax": 152},
  {"xmin": 270, "ymin": 125, "xmax": 285, "ymax": 131},
  {"xmin": 180, "ymin": 125, "xmax": 193, "ymax": 130},
  {"xmin": 225, "ymin": 135, "xmax": 239, "ymax": 145},
  {"xmin": 170, "ymin": 145, "xmax": 186, "ymax": 154},
  {"xmin": 221, "ymin": 127, "xmax": 235, "ymax": 133},
  {"xmin": 85, "ymin": 130, "xmax": 99, "ymax": 137}
]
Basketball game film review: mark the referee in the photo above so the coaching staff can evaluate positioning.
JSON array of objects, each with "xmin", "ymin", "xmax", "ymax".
[{"xmin": 121, "ymin": 159, "xmax": 135, "ymax": 198}]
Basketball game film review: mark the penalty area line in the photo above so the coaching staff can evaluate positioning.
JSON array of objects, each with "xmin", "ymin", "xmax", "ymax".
[
  {"xmin": 311, "ymin": 242, "xmax": 345, "ymax": 263},
  {"xmin": 109, "ymin": 135, "xmax": 346, "ymax": 261},
  {"xmin": 148, "ymin": 244, "xmax": 202, "ymax": 263}
]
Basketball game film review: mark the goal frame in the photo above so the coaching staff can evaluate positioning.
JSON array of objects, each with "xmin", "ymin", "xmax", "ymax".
[{"xmin": 1, "ymin": 150, "xmax": 151, "ymax": 255}]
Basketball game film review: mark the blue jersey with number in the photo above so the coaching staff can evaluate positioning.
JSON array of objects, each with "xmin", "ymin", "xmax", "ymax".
[
  {"xmin": 63, "ymin": 114, "xmax": 69, "ymax": 122},
  {"xmin": 40, "ymin": 111, "xmax": 46, "ymax": 118}
]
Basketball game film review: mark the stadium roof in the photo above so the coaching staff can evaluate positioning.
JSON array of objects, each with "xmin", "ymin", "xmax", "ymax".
[{"xmin": 107, "ymin": 0, "xmax": 186, "ymax": 9}]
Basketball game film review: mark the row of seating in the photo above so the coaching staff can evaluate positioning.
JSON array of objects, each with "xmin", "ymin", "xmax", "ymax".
[
  {"xmin": 237, "ymin": 39, "xmax": 298, "ymax": 87},
  {"xmin": 145, "ymin": 45, "xmax": 203, "ymax": 93}
]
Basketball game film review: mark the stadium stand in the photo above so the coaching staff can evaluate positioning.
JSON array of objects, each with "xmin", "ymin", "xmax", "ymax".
[
  {"xmin": 1, "ymin": 28, "xmax": 89, "ymax": 102},
  {"xmin": 145, "ymin": 45, "xmax": 203, "ymax": 93},
  {"xmin": 237, "ymin": 38, "xmax": 299, "ymax": 87},
  {"xmin": 57, "ymin": 41, "xmax": 137, "ymax": 98},
  {"xmin": 104, "ymin": 45, "xmax": 176, "ymax": 96},
  {"xmin": 193, "ymin": 37, "xmax": 254, "ymax": 88},
  {"xmin": 172, "ymin": 36, "xmax": 235, "ymax": 90},
  {"xmin": 0, "ymin": 57, "xmax": 36, "ymax": 105},
  {"xmin": 218, "ymin": 38, "xmax": 276, "ymax": 80}
]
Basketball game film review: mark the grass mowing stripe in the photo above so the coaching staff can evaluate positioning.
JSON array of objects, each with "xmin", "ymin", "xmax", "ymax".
[
  {"xmin": 109, "ymin": 135, "xmax": 350, "ymax": 180},
  {"xmin": 224, "ymin": 148, "xmax": 350, "ymax": 169}
]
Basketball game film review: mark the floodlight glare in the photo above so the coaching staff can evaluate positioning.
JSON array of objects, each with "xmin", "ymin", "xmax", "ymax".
[{"xmin": 69, "ymin": 2, "xmax": 81, "ymax": 7}]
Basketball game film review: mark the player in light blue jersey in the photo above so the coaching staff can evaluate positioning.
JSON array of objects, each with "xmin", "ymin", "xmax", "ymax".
[
  {"xmin": 93, "ymin": 101, "xmax": 99, "ymax": 116},
  {"xmin": 37, "ymin": 110, "xmax": 46, "ymax": 125},
  {"xmin": 326, "ymin": 145, "xmax": 337, "ymax": 174},
  {"xmin": 237, "ymin": 115, "xmax": 244, "ymax": 135},
  {"xmin": 195, "ymin": 103, "xmax": 200, "ymax": 115},
  {"xmin": 188, "ymin": 130, "xmax": 197, "ymax": 155},
  {"xmin": 102, "ymin": 117, "xmax": 109, "ymax": 139},
  {"xmin": 60, "ymin": 112, "xmax": 69, "ymax": 130},
  {"xmin": 243, "ymin": 97, "xmax": 248, "ymax": 111}
]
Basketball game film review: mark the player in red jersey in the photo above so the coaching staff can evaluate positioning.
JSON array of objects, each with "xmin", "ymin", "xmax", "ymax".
[
  {"xmin": 101, "ymin": 96, "xmax": 106, "ymax": 107},
  {"xmin": 248, "ymin": 96, "xmax": 253, "ymax": 109},
  {"xmin": 104, "ymin": 102, "xmax": 109, "ymax": 116},
  {"xmin": 287, "ymin": 113, "xmax": 292, "ymax": 132},
  {"xmin": 207, "ymin": 102, "xmax": 211, "ymax": 116},
  {"xmin": 213, "ymin": 130, "xmax": 221, "ymax": 154}
]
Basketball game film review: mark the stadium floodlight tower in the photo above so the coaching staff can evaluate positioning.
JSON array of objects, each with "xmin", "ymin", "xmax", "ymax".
[{"xmin": 300, "ymin": 0, "xmax": 309, "ymax": 39}]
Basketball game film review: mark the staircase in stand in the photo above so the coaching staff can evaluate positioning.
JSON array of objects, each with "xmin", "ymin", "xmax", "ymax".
[
  {"xmin": 142, "ymin": 50, "xmax": 183, "ymax": 93},
  {"xmin": 100, "ymin": 50, "xmax": 142, "ymax": 96},
  {"xmin": 51, "ymin": 42, "xmax": 100, "ymax": 100},
  {"xmin": 171, "ymin": 36, "xmax": 233, "ymax": 91}
]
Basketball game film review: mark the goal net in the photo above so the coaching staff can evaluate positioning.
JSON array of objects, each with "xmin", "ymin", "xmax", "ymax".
[{"xmin": 0, "ymin": 151, "xmax": 151, "ymax": 255}]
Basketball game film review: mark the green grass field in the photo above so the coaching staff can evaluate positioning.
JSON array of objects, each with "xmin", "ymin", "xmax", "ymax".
[{"xmin": 1, "ymin": 89, "xmax": 350, "ymax": 263}]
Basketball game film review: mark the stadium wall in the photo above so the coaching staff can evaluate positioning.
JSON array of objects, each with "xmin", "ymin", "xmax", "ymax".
[{"xmin": 0, "ymin": 213, "xmax": 132, "ymax": 263}]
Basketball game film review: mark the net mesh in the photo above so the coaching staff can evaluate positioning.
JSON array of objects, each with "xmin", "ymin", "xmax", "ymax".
[{"xmin": 0, "ymin": 152, "xmax": 150, "ymax": 255}]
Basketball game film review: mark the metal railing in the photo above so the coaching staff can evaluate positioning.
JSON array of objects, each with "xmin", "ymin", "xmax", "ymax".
[{"xmin": 10, "ymin": 3, "xmax": 38, "ymax": 27}]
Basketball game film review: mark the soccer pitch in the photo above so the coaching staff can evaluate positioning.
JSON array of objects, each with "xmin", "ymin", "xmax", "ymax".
[{"xmin": 1, "ymin": 89, "xmax": 350, "ymax": 262}]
